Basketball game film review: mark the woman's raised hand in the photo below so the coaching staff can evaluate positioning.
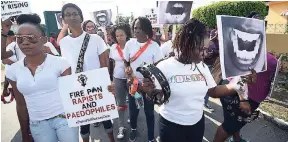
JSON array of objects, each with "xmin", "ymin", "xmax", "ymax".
[
  {"xmin": 141, "ymin": 78, "xmax": 155, "ymax": 94},
  {"xmin": 241, "ymin": 68, "xmax": 257, "ymax": 84}
]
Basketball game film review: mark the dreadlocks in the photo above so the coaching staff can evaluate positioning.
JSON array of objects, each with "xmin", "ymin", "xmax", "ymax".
[
  {"xmin": 173, "ymin": 18, "xmax": 208, "ymax": 85},
  {"xmin": 173, "ymin": 18, "xmax": 207, "ymax": 65}
]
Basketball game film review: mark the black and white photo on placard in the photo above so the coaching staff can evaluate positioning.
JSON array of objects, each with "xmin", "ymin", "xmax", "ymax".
[
  {"xmin": 158, "ymin": 1, "xmax": 193, "ymax": 24},
  {"xmin": 55, "ymin": 13, "xmax": 63, "ymax": 29},
  {"xmin": 217, "ymin": 15, "xmax": 267, "ymax": 79},
  {"xmin": 93, "ymin": 9, "xmax": 112, "ymax": 27}
]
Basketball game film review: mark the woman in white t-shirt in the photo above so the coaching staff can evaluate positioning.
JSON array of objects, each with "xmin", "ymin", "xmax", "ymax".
[
  {"xmin": 109, "ymin": 23, "xmax": 132, "ymax": 139},
  {"xmin": 59, "ymin": 3, "xmax": 115, "ymax": 142},
  {"xmin": 141, "ymin": 19, "xmax": 256, "ymax": 142},
  {"xmin": 124, "ymin": 17, "xmax": 164, "ymax": 142},
  {"xmin": 5, "ymin": 14, "xmax": 79, "ymax": 142}
]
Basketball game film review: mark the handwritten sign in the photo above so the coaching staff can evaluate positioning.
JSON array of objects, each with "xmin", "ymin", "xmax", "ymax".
[
  {"xmin": 1, "ymin": 1, "xmax": 31, "ymax": 21},
  {"xmin": 58, "ymin": 67, "xmax": 118, "ymax": 127}
]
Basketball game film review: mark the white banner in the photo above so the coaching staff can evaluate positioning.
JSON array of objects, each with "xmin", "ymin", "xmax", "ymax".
[
  {"xmin": 58, "ymin": 67, "xmax": 118, "ymax": 127},
  {"xmin": 1, "ymin": 1, "xmax": 31, "ymax": 21}
]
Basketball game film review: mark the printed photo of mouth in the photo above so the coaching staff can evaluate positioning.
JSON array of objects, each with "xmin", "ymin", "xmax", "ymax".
[
  {"xmin": 158, "ymin": 1, "xmax": 193, "ymax": 24},
  {"xmin": 93, "ymin": 10, "xmax": 112, "ymax": 27},
  {"xmin": 230, "ymin": 28, "xmax": 263, "ymax": 70},
  {"xmin": 217, "ymin": 15, "xmax": 267, "ymax": 79}
]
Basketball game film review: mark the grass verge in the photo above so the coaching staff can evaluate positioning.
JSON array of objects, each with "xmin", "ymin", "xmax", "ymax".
[{"xmin": 259, "ymin": 101, "xmax": 288, "ymax": 122}]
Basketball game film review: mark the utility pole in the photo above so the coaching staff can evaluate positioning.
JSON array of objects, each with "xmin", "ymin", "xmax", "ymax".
[{"xmin": 116, "ymin": 5, "xmax": 119, "ymax": 25}]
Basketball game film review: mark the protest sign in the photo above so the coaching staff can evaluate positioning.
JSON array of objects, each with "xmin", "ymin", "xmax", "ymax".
[
  {"xmin": 1, "ymin": 1, "xmax": 31, "ymax": 21},
  {"xmin": 217, "ymin": 15, "xmax": 267, "ymax": 79},
  {"xmin": 93, "ymin": 9, "xmax": 112, "ymax": 27},
  {"xmin": 158, "ymin": 1, "xmax": 193, "ymax": 24},
  {"xmin": 268, "ymin": 54, "xmax": 283, "ymax": 97},
  {"xmin": 142, "ymin": 8, "xmax": 160, "ymax": 27},
  {"xmin": 55, "ymin": 13, "xmax": 63, "ymax": 29},
  {"xmin": 58, "ymin": 67, "xmax": 118, "ymax": 127}
]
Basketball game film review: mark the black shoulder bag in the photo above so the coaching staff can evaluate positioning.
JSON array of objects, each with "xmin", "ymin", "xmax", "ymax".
[{"xmin": 75, "ymin": 34, "xmax": 90, "ymax": 73}]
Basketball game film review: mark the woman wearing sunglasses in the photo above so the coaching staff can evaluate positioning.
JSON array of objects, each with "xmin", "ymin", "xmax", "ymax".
[
  {"xmin": 4, "ymin": 14, "xmax": 79, "ymax": 142},
  {"xmin": 141, "ymin": 19, "xmax": 257, "ymax": 142}
]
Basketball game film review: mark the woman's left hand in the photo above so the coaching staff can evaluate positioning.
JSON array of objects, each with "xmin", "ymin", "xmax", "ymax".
[
  {"xmin": 241, "ymin": 68, "xmax": 257, "ymax": 84},
  {"xmin": 107, "ymin": 83, "xmax": 116, "ymax": 95},
  {"xmin": 141, "ymin": 78, "xmax": 155, "ymax": 94}
]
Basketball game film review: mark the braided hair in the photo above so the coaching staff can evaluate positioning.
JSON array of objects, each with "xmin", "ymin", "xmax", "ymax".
[{"xmin": 173, "ymin": 18, "xmax": 208, "ymax": 85}]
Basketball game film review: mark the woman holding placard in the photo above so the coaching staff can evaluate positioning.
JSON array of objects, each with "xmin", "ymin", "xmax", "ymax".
[
  {"xmin": 4, "ymin": 14, "xmax": 79, "ymax": 142},
  {"xmin": 140, "ymin": 18, "xmax": 257, "ymax": 142},
  {"xmin": 109, "ymin": 23, "xmax": 132, "ymax": 139},
  {"xmin": 59, "ymin": 3, "xmax": 115, "ymax": 142}
]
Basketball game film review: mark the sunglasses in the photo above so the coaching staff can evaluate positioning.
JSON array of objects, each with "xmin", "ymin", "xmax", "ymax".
[{"xmin": 15, "ymin": 35, "xmax": 44, "ymax": 44}]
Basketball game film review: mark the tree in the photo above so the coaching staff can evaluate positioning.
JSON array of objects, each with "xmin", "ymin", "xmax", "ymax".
[
  {"xmin": 192, "ymin": 1, "xmax": 267, "ymax": 28},
  {"xmin": 115, "ymin": 13, "xmax": 130, "ymax": 25}
]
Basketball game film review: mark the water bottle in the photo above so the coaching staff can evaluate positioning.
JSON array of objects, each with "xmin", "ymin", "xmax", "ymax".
[{"xmin": 134, "ymin": 92, "xmax": 144, "ymax": 109}]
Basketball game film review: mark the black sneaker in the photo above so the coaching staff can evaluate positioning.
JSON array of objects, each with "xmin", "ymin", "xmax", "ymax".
[
  {"xmin": 129, "ymin": 130, "xmax": 137, "ymax": 142},
  {"xmin": 204, "ymin": 104, "xmax": 214, "ymax": 111}
]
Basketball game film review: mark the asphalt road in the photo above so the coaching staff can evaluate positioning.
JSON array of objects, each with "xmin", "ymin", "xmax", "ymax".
[{"xmin": 1, "ymin": 98, "xmax": 288, "ymax": 142}]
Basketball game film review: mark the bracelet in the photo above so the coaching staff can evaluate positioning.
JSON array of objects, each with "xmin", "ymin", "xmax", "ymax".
[
  {"xmin": 1, "ymin": 33, "xmax": 8, "ymax": 37},
  {"xmin": 240, "ymin": 99, "xmax": 249, "ymax": 102}
]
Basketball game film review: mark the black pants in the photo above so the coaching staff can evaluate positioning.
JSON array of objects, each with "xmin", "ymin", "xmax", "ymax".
[
  {"xmin": 129, "ymin": 93, "xmax": 155, "ymax": 140},
  {"xmin": 220, "ymin": 97, "xmax": 260, "ymax": 135},
  {"xmin": 159, "ymin": 114, "xmax": 205, "ymax": 142},
  {"xmin": 80, "ymin": 120, "xmax": 113, "ymax": 138}
]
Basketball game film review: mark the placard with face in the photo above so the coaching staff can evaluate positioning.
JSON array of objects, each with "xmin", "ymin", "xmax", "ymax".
[
  {"xmin": 158, "ymin": 1, "xmax": 193, "ymax": 24},
  {"xmin": 93, "ymin": 9, "xmax": 112, "ymax": 27},
  {"xmin": 217, "ymin": 15, "xmax": 267, "ymax": 79}
]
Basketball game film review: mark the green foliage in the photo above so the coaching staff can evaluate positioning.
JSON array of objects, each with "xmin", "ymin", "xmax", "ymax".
[{"xmin": 192, "ymin": 1, "xmax": 267, "ymax": 28}]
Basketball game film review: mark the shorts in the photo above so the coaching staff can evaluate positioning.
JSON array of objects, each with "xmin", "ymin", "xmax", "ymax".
[{"xmin": 220, "ymin": 96, "xmax": 260, "ymax": 135}]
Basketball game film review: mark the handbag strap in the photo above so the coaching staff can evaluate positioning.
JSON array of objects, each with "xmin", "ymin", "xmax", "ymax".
[
  {"xmin": 13, "ymin": 44, "xmax": 18, "ymax": 61},
  {"xmin": 75, "ymin": 33, "xmax": 90, "ymax": 73}
]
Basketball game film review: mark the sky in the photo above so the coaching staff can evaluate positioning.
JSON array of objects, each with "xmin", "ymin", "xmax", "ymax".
[{"xmin": 27, "ymin": 0, "xmax": 215, "ymax": 24}]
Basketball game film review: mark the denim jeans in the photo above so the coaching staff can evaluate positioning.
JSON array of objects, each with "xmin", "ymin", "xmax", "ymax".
[
  {"xmin": 204, "ymin": 94, "xmax": 209, "ymax": 105},
  {"xmin": 29, "ymin": 116, "xmax": 79, "ymax": 142},
  {"xmin": 129, "ymin": 93, "xmax": 155, "ymax": 140}
]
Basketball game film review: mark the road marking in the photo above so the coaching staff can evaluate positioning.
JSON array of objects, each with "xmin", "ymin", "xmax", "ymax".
[
  {"xmin": 204, "ymin": 114, "xmax": 221, "ymax": 126},
  {"xmin": 203, "ymin": 137, "xmax": 210, "ymax": 142}
]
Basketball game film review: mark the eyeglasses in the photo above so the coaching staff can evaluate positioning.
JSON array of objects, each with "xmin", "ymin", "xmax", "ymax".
[
  {"xmin": 64, "ymin": 13, "xmax": 80, "ymax": 18},
  {"xmin": 15, "ymin": 35, "xmax": 44, "ymax": 44}
]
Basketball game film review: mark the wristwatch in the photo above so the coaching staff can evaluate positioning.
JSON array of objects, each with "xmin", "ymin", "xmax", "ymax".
[{"xmin": 1, "ymin": 33, "xmax": 8, "ymax": 37}]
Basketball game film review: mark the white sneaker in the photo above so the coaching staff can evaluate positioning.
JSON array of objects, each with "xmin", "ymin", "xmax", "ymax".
[{"xmin": 117, "ymin": 127, "xmax": 126, "ymax": 139}]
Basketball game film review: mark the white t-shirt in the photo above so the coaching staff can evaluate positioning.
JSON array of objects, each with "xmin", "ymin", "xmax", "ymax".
[
  {"xmin": 157, "ymin": 58, "xmax": 217, "ymax": 125},
  {"xmin": 6, "ymin": 54, "xmax": 70, "ymax": 121},
  {"xmin": 7, "ymin": 42, "xmax": 25, "ymax": 61},
  {"xmin": 123, "ymin": 38, "xmax": 163, "ymax": 80},
  {"xmin": 60, "ymin": 32, "xmax": 107, "ymax": 73},
  {"xmin": 44, "ymin": 42, "xmax": 60, "ymax": 56},
  {"xmin": 161, "ymin": 40, "xmax": 173, "ymax": 58},
  {"xmin": 109, "ymin": 44, "xmax": 126, "ymax": 79}
]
